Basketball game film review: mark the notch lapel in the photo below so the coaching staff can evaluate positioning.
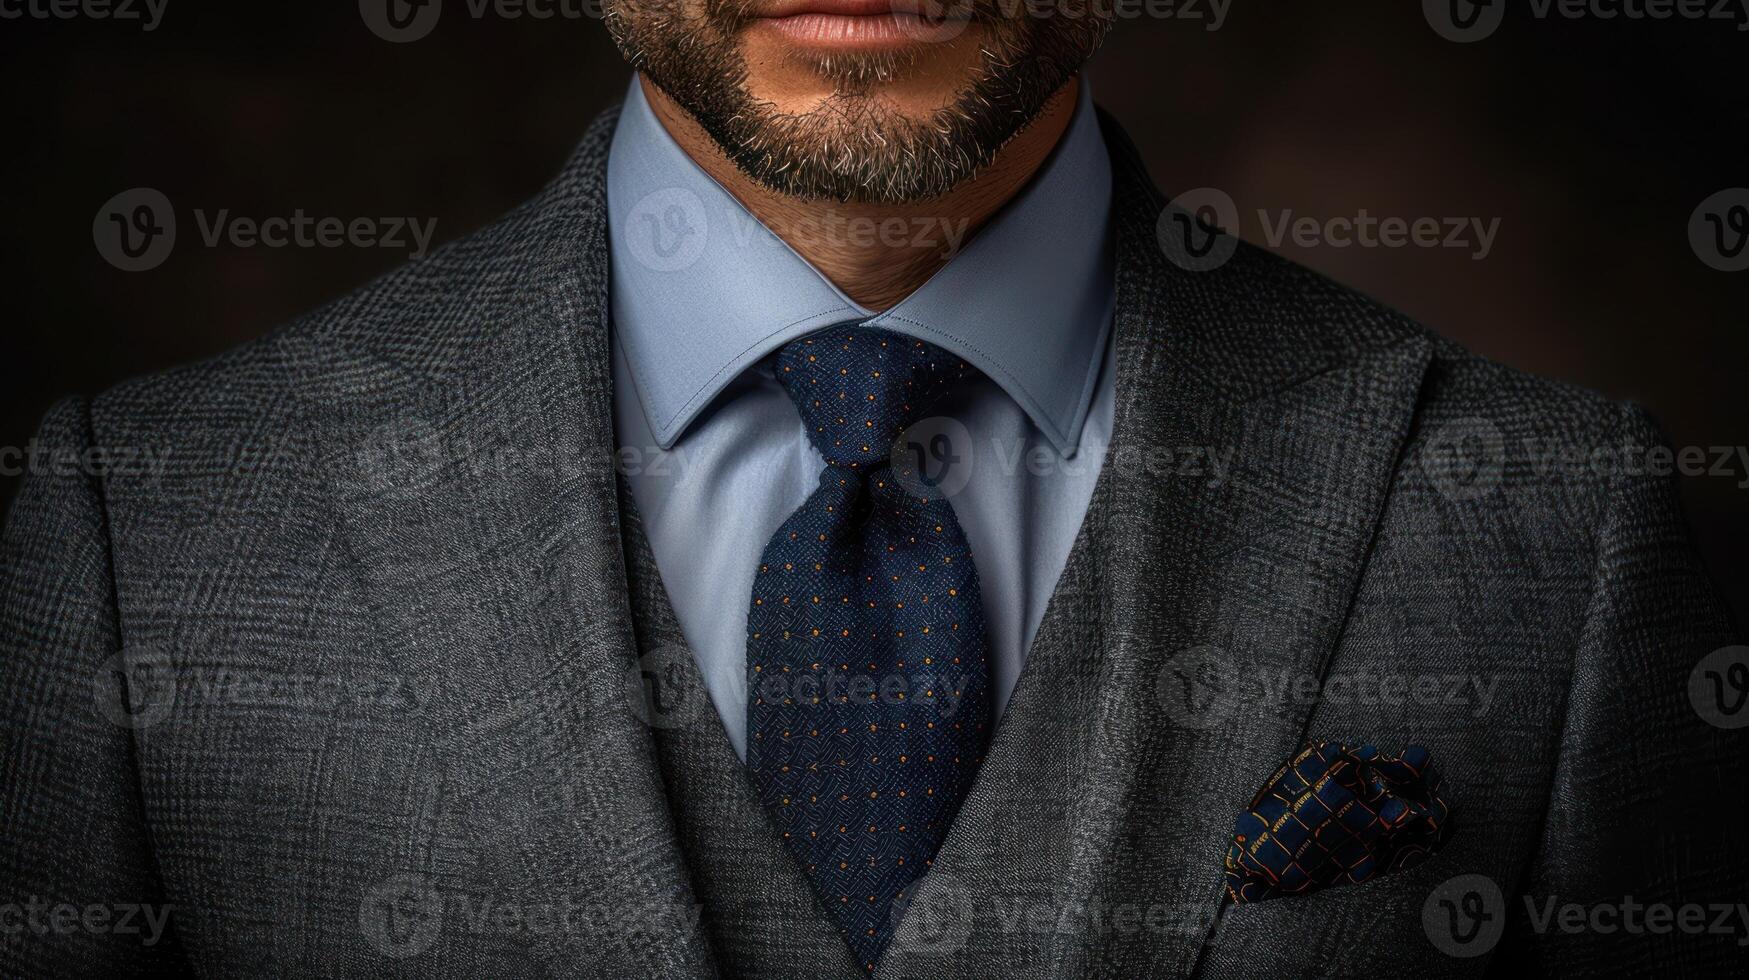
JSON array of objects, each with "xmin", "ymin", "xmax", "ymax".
[
  {"xmin": 324, "ymin": 109, "xmax": 715, "ymax": 976},
  {"xmin": 877, "ymin": 115, "xmax": 1433, "ymax": 977}
]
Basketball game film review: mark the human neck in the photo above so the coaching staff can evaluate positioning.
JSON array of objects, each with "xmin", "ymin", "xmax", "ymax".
[{"xmin": 640, "ymin": 75, "xmax": 1079, "ymax": 312}]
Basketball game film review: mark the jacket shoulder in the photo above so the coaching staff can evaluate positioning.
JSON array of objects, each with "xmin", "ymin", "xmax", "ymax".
[
  {"xmin": 1218, "ymin": 239, "xmax": 1642, "ymax": 448},
  {"xmin": 93, "ymin": 211, "xmax": 516, "ymax": 444},
  {"xmin": 87, "ymin": 107, "xmax": 620, "ymax": 448}
]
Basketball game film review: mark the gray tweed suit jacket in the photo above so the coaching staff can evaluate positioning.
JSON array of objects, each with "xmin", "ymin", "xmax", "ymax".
[{"xmin": 3, "ymin": 105, "xmax": 1743, "ymax": 979}]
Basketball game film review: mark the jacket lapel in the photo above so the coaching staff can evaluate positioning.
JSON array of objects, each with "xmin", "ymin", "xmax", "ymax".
[
  {"xmin": 325, "ymin": 108, "xmax": 715, "ymax": 976},
  {"xmin": 878, "ymin": 114, "xmax": 1433, "ymax": 977}
]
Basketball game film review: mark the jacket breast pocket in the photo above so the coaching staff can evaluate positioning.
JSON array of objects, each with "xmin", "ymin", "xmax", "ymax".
[{"xmin": 1196, "ymin": 850, "xmax": 1497, "ymax": 979}]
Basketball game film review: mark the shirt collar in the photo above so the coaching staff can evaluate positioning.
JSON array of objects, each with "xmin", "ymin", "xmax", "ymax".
[{"xmin": 606, "ymin": 74, "xmax": 1113, "ymax": 455}]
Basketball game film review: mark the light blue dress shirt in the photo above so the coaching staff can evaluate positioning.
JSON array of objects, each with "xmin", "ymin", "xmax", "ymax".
[{"xmin": 607, "ymin": 76, "xmax": 1115, "ymax": 760}]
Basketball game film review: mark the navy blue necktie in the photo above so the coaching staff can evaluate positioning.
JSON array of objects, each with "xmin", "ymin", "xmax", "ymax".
[{"xmin": 745, "ymin": 327, "xmax": 991, "ymax": 970}]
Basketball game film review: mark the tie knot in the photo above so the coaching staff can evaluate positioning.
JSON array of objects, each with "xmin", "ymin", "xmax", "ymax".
[{"xmin": 775, "ymin": 327, "xmax": 974, "ymax": 469}]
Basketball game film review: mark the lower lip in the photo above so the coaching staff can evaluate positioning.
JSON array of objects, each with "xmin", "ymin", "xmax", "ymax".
[{"xmin": 755, "ymin": 12, "xmax": 965, "ymax": 50}]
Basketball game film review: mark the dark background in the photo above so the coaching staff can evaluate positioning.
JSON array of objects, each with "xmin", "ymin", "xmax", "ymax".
[{"xmin": 2, "ymin": 2, "xmax": 1744, "ymax": 621}]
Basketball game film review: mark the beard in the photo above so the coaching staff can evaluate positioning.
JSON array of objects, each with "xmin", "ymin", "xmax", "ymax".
[{"xmin": 603, "ymin": 0, "xmax": 1112, "ymax": 204}]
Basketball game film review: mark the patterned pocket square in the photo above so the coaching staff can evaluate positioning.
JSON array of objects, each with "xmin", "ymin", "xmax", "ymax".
[{"xmin": 1224, "ymin": 741, "xmax": 1452, "ymax": 904}]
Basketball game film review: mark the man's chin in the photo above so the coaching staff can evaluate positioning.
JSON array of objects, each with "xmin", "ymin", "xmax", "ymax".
[
  {"xmin": 745, "ymin": 61, "xmax": 986, "ymax": 121},
  {"xmin": 745, "ymin": 83, "xmax": 964, "ymax": 130},
  {"xmin": 778, "ymin": 47, "xmax": 921, "ymax": 89},
  {"xmin": 617, "ymin": 0, "xmax": 1104, "ymax": 203},
  {"xmin": 739, "ymin": 18, "xmax": 989, "ymax": 113}
]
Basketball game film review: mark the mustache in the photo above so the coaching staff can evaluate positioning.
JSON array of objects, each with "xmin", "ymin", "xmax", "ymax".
[{"xmin": 707, "ymin": 0, "xmax": 1002, "ymax": 27}]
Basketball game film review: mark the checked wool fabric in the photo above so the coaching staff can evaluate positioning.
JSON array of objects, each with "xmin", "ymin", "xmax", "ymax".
[
  {"xmin": 6, "ymin": 106, "xmax": 1745, "ymax": 977},
  {"xmin": 745, "ymin": 327, "xmax": 992, "ymax": 970},
  {"xmin": 1224, "ymin": 742, "xmax": 1453, "ymax": 904}
]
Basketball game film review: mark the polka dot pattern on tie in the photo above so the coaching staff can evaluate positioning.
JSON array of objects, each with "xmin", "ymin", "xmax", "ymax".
[{"xmin": 746, "ymin": 326, "xmax": 991, "ymax": 971}]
